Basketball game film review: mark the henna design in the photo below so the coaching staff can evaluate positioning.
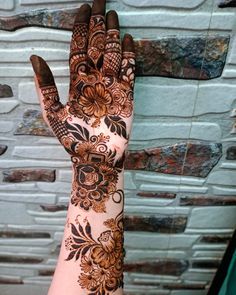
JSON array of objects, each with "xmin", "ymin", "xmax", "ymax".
[
  {"xmin": 68, "ymin": 68, "xmax": 133, "ymax": 135},
  {"xmin": 65, "ymin": 210, "xmax": 124, "ymax": 294},
  {"xmin": 103, "ymin": 29, "xmax": 122, "ymax": 76},
  {"xmin": 62, "ymin": 122, "xmax": 124, "ymax": 213},
  {"xmin": 70, "ymin": 23, "xmax": 88, "ymax": 74},
  {"xmin": 120, "ymin": 52, "xmax": 136, "ymax": 89},
  {"xmin": 87, "ymin": 15, "xmax": 106, "ymax": 69}
]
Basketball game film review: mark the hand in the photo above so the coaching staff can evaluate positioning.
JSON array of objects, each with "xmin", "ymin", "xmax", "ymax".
[
  {"xmin": 30, "ymin": 0, "xmax": 135, "ymax": 163},
  {"xmin": 30, "ymin": 0, "xmax": 135, "ymax": 215}
]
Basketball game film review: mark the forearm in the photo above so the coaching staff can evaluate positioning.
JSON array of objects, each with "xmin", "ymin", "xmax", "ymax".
[{"xmin": 48, "ymin": 166, "xmax": 125, "ymax": 295}]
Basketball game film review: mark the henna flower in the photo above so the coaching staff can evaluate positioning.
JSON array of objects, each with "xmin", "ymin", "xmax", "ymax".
[
  {"xmin": 79, "ymin": 273, "xmax": 98, "ymax": 290},
  {"xmin": 80, "ymin": 83, "xmax": 112, "ymax": 117},
  {"xmin": 80, "ymin": 256, "xmax": 94, "ymax": 273},
  {"xmin": 91, "ymin": 230, "xmax": 123, "ymax": 269}
]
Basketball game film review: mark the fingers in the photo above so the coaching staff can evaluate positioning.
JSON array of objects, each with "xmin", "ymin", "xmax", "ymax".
[
  {"xmin": 30, "ymin": 55, "xmax": 63, "ymax": 123},
  {"xmin": 87, "ymin": 0, "xmax": 106, "ymax": 70},
  {"xmin": 70, "ymin": 4, "xmax": 91, "ymax": 75},
  {"xmin": 102, "ymin": 10, "xmax": 122, "ymax": 77},
  {"xmin": 120, "ymin": 34, "xmax": 136, "ymax": 90}
]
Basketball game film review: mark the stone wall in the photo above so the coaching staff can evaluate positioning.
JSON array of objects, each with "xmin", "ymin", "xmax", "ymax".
[{"xmin": 0, "ymin": 0, "xmax": 236, "ymax": 294}]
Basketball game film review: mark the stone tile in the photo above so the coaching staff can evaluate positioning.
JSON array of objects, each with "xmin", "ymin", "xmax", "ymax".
[
  {"xmin": 0, "ymin": 9, "xmax": 233, "ymax": 33},
  {"xmin": 163, "ymin": 282, "xmax": 206, "ymax": 290},
  {"xmin": 0, "ymin": 193, "xmax": 56, "ymax": 204},
  {"xmin": 0, "ymin": 202, "xmax": 33, "ymax": 225},
  {"xmin": 0, "ymin": 121, "xmax": 14, "ymax": 133},
  {"xmin": 0, "ymin": 267, "xmax": 34, "ymax": 277},
  {"xmin": 207, "ymin": 171, "xmax": 236, "ymax": 186},
  {"xmin": 0, "ymin": 84, "xmax": 13, "ymax": 98},
  {"xmin": 171, "ymin": 291, "xmax": 207, "ymax": 295},
  {"xmin": 226, "ymin": 146, "xmax": 236, "ymax": 159},
  {"xmin": 139, "ymin": 183, "xmax": 208, "ymax": 194},
  {"xmin": 0, "ymin": 256, "xmax": 43, "ymax": 264},
  {"xmin": 131, "ymin": 122, "xmax": 221, "ymax": 141},
  {"xmin": 0, "ymin": 238, "xmax": 54, "ymax": 247},
  {"xmin": 180, "ymin": 196, "xmax": 236, "ymax": 206},
  {"xmin": 135, "ymin": 173, "xmax": 204, "ymax": 186},
  {"xmin": 0, "ymin": 276, "xmax": 23, "ymax": 284},
  {"xmin": 122, "ymin": 0, "xmax": 206, "ymax": 8},
  {"xmin": 0, "ymin": 100, "xmax": 18, "ymax": 114},
  {"xmin": 125, "ymin": 172, "xmax": 136, "ymax": 190},
  {"xmin": 135, "ymin": 37, "xmax": 229, "ymax": 79},
  {"xmin": 125, "ymin": 233, "xmax": 199, "ymax": 250},
  {"xmin": 191, "ymin": 259, "xmax": 221, "ymax": 269},
  {"xmin": 0, "ymin": 159, "xmax": 71, "ymax": 168},
  {"xmin": 12, "ymin": 146, "xmax": 68, "ymax": 160},
  {"xmin": 14, "ymin": 109, "xmax": 53, "ymax": 137},
  {"xmin": 3, "ymin": 169, "xmax": 56, "ymax": 182},
  {"xmin": 37, "ymin": 182, "xmax": 71, "ymax": 193},
  {"xmin": 212, "ymin": 185, "xmax": 236, "ymax": 196},
  {"xmin": 124, "ymin": 215, "xmax": 187, "ymax": 233},
  {"xmin": 40, "ymin": 205, "xmax": 67, "ymax": 212},
  {"xmin": 0, "ymin": 284, "xmax": 49, "ymax": 295},
  {"xmin": 0, "ymin": 145, "xmax": 7, "ymax": 155},
  {"xmin": 124, "ymin": 259, "xmax": 189, "ymax": 276},
  {"xmin": 0, "ymin": 231, "xmax": 50, "ymax": 239},
  {"xmin": 193, "ymin": 251, "xmax": 224, "ymax": 258},
  {"xmin": 135, "ymin": 82, "xmax": 236, "ymax": 118},
  {"xmin": 126, "ymin": 142, "xmax": 222, "ymax": 177},
  {"xmin": 137, "ymin": 192, "xmax": 176, "ymax": 199},
  {"xmin": 200, "ymin": 235, "xmax": 231, "ymax": 243},
  {"xmin": 188, "ymin": 207, "xmax": 236, "ymax": 229},
  {"xmin": 181, "ymin": 269, "xmax": 215, "ymax": 283},
  {"xmin": 125, "ymin": 250, "xmax": 186, "ymax": 261}
]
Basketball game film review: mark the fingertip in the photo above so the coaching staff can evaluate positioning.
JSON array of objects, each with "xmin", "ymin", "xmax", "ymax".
[
  {"xmin": 30, "ymin": 55, "xmax": 55, "ymax": 87},
  {"xmin": 74, "ymin": 3, "xmax": 91, "ymax": 23},
  {"xmin": 92, "ymin": 0, "xmax": 106, "ymax": 16},
  {"xmin": 106, "ymin": 10, "xmax": 119, "ymax": 30},
  {"xmin": 122, "ymin": 34, "xmax": 135, "ymax": 53}
]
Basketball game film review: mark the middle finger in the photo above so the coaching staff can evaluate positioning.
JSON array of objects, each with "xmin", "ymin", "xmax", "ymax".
[{"xmin": 87, "ymin": 0, "xmax": 106, "ymax": 70}]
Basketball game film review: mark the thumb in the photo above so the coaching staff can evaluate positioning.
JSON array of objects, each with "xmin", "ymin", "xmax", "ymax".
[{"xmin": 30, "ymin": 55, "xmax": 63, "ymax": 125}]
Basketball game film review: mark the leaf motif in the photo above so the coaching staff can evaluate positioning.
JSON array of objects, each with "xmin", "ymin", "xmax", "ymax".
[
  {"xmin": 81, "ymin": 245, "xmax": 90, "ymax": 256},
  {"xmin": 65, "ymin": 250, "xmax": 76, "ymax": 261},
  {"xmin": 75, "ymin": 249, "xmax": 81, "ymax": 260},
  {"xmin": 85, "ymin": 221, "xmax": 92, "ymax": 239},
  {"xmin": 78, "ymin": 223, "xmax": 86, "ymax": 237},
  {"xmin": 71, "ymin": 223, "xmax": 80, "ymax": 237},
  {"xmin": 73, "ymin": 238, "xmax": 86, "ymax": 244},
  {"xmin": 65, "ymin": 121, "xmax": 89, "ymax": 141},
  {"xmin": 104, "ymin": 116, "xmax": 127, "ymax": 139}
]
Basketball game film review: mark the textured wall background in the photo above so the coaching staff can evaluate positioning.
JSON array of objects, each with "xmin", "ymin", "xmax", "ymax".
[{"xmin": 0, "ymin": 0, "xmax": 236, "ymax": 295}]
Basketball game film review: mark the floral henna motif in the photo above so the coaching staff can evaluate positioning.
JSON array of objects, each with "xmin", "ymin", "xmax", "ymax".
[
  {"xmin": 87, "ymin": 15, "xmax": 106, "ymax": 69},
  {"xmin": 65, "ymin": 210, "xmax": 124, "ymax": 294},
  {"xmin": 68, "ymin": 67, "xmax": 134, "ymax": 136},
  {"xmin": 55, "ymin": 121, "xmax": 125, "ymax": 213}
]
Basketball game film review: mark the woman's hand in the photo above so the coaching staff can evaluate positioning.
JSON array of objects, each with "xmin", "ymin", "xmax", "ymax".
[{"xmin": 30, "ymin": 0, "xmax": 135, "ymax": 163}]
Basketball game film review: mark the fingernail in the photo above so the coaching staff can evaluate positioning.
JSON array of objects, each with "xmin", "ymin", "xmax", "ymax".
[
  {"xmin": 30, "ymin": 55, "xmax": 41, "ymax": 75},
  {"xmin": 106, "ymin": 10, "xmax": 119, "ymax": 30},
  {"xmin": 30, "ymin": 55, "xmax": 54, "ymax": 87},
  {"xmin": 75, "ymin": 4, "xmax": 91, "ymax": 23},
  {"xmin": 123, "ymin": 34, "xmax": 135, "ymax": 52}
]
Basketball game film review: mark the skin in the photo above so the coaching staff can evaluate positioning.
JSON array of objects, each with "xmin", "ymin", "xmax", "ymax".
[{"xmin": 30, "ymin": 0, "xmax": 135, "ymax": 294}]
